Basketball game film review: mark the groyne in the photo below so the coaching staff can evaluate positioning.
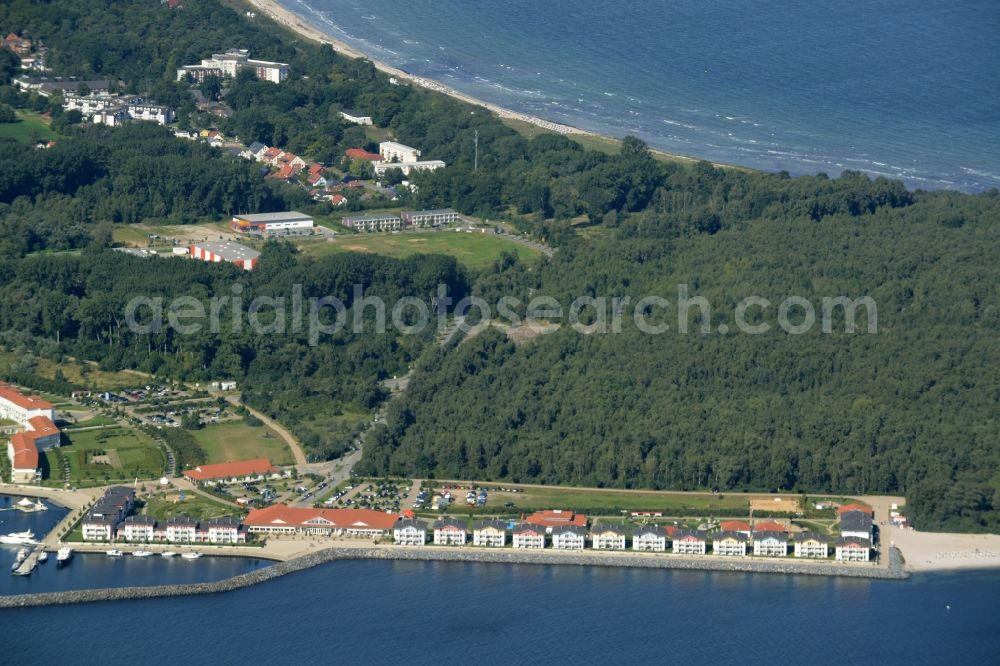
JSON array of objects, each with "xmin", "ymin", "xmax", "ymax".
[{"xmin": 0, "ymin": 546, "xmax": 907, "ymax": 608}]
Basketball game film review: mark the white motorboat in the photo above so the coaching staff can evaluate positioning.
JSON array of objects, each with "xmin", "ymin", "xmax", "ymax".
[
  {"xmin": 132, "ymin": 550, "xmax": 154, "ymax": 557},
  {"xmin": 181, "ymin": 552, "xmax": 202, "ymax": 560},
  {"xmin": 160, "ymin": 551, "xmax": 178, "ymax": 558},
  {"xmin": 37, "ymin": 551, "xmax": 48, "ymax": 563},
  {"xmin": 56, "ymin": 546, "xmax": 73, "ymax": 565},
  {"xmin": 106, "ymin": 549, "xmax": 124, "ymax": 557},
  {"xmin": 15, "ymin": 547, "xmax": 28, "ymax": 563},
  {"xmin": 0, "ymin": 530, "xmax": 38, "ymax": 545}
]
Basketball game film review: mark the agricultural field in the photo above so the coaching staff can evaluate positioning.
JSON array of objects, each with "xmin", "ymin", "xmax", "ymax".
[
  {"xmin": 0, "ymin": 111, "xmax": 58, "ymax": 143},
  {"xmin": 299, "ymin": 230, "xmax": 543, "ymax": 269},
  {"xmin": 190, "ymin": 421, "xmax": 294, "ymax": 466},
  {"xmin": 54, "ymin": 426, "xmax": 165, "ymax": 486}
]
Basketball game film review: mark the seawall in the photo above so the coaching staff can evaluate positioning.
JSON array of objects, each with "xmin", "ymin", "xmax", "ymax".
[{"xmin": 0, "ymin": 546, "xmax": 907, "ymax": 609}]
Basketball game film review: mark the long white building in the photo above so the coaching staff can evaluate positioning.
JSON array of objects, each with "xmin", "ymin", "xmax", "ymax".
[{"xmin": 177, "ymin": 49, "xmax": 288, "ymax": 84}]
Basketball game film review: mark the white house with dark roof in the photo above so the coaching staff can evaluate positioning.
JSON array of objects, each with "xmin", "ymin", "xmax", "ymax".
[
  {"xmin": 793, "ymin": 532, "xmax": 829, "ymax": 558},
  {"xmin": 472, "ymin": 520, "xmax": 506, "ymax": 547},
  {"xmin": 121, "ymin": 515, "xmax": 156, "ymax": 542},
  {"xmin": 165, "ymin": 515, "xmax": 200, "ymax": 543},
  {"xmin": 551, "ymin": 524, "xmax": 587, "ymax": 550},
  {"xmin": 432, "ymin": 518, "xmax": 467, "ymax": 545},
  {"xmin": 512, "ymin": 524, "xmax": 546, "ymax": 549},
  {"xmin": 712, "ymin": 531, "xmax": 750, "ymax": 556},
  {"xmin": 835, "ymin": 536, "xmax": 871, "ymax": 562},
  {"xmin": 840, "ymin": 510, "xmax": 874, "ymax": 542},
  {"xmin": 632, "ymin": 525, "xmax": 668, "ymax": 551},
  {"xmin": 393, "ymin": 518, "xmax": 427, "ymax": 546},
  {"xmin": 673, "ymin": 529, "xmax": 707, "ymax": 555},
  {"xmin": 591, "ymin": 524, "xmax": 628, "ymax": 550},
  {"xmin": 752, "ymin": 531, "xmax": 788, "ymax": 557}
]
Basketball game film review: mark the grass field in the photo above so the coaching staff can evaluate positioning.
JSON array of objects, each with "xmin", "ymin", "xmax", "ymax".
[
  {"xmin": 0, "ymin": 351, "xmax": 147, "ymax": 391},
  {"xmin": 55, "ymin": 426, "xmax": 165, "ymax": 485},
  {"xmin": 64, "ymin": 415, "xmax": 117, "ymax": 429},
  {"xmin": 143, "ymin": 493, "xmax": 242, "ymax": 522},
  {"xmin": 299, "ymin": 230, "xmax": 543, "ymax": 269},
  {"xmin": 190, "ymin": 421, "xmax": 294, "ymax": 466},
  {"xmin": 0, "ymin": 111, "xmax": 58, "ymax": 143}
]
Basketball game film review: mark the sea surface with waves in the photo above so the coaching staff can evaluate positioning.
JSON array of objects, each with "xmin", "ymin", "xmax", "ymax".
[{"xmin": 281, "ymin": 0, "xmax": 1000, "ymax": 192}]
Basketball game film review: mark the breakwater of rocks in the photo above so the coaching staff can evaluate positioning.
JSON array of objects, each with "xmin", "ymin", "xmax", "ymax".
[{"xmin": 0, "ymin": 546, "xmax": 907, "ymax": 609}]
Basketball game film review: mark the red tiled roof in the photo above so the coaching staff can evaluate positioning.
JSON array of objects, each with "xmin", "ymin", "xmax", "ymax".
[
  {"xmin": 308, "ymin": 164, "xmax": 325, "ymax": 175},
  {"xmin": 0, "ymin": 383, "xmax": 53, "ymax": 411},
  {"xmin": 838, "ymin": 503, "xmax": 873, "ymax": 516},
  {"xmin": 345, "ymin": 148, "xmax": 380, "ymax": 161},
  {"xmin": 9, "ymin": 433, "xmax": 39, "ymax": 470},
  {"xmin": 526, "ymin": 510, "xmax": 587, "ymax": 528},
  {"xmin": 720, "ymin": 520, "xmax": 751, "ymax": 532},
  {"xmin": 753, "ymin": 520, "xmax": 787, "ymax": 533},
  {"xmin": 183, "ymin": 458, "xmax": 278, "ymax": 481},
  {"xmin": 330, "ymin": 194, "xmax": 347, "ymax": 205},
  {"xmin": 244, "ymin": 505, "xmax": 399, "ymax": 531}
]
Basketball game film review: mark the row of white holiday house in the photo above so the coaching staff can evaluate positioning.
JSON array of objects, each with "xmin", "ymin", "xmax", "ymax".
[
  {"xmin": 392, "ymin": 518, "xmax": 872, "ymax": 562},
  {"xmin": 81, "ymin": 486, "xmax": 246, "ymax": 544}
]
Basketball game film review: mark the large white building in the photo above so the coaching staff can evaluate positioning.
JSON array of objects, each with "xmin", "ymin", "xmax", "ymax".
[
  {"xmin": 339, "ymin": 109, "xmax": 373, "ymax": 125},
  {"xmin": 231, "ymin": 212, "xmax": 315, "ymax": 238},
  {"xmin": 372, "ymin": 159, "xmax": 445, "ymax": 177},
  {"xmin": 81, "ymin": 487, "xmax": 137, "ymax": 541},
  {"xmin": 512, "ymin": 524, "xmax": 546, "ymax": 549},
  {"xmin": 394, "ymin": 519, "xmax": 427, "ymax": 546},
  {"xmin": 472, "ymin": 520, "xmax": 507, "ymax": 547},
  {"xmin": 752, "ymin": 531, "xmax": 789, "ymax": 557},
  {"xmin": 341, "ymin": 213, "xmax": 402, "ymax": 233},
  {"xmin": 631, "ymin": 526, "xmax": 668, "ymax": 552},
  {"xmin": 401, "ymin": 209, "xmax": 460, "ymax": 228},
  {"xmin": 379, "ymin": 141, "xmax": 421, "ymax": 163},
  {"xmin": 0, "ymin": 383, "xmax": 55, "ymax": 425},
  {"xmin": 177, "ymin": 49, "xmax": 288, "ymax": 84},
  {"xmin": 673, "ymin": 530, "xmax": 707, "ymax": 555},
  {"xmin": 432, "ymin": 518, "xmax": 467, "ymax": 545},
  {"xmin": 551, "ymin": 525, "xmax": 587, "ymax": 550},
  {"xmin": 63, "ymin": 93, "xmax": 174, "ymax": 126},
  {"xmin": 835, "ymin": 536, "xmax": 871, "ymax": 562},
  {"xmin": 1, "ymin": 383, "xmax": 60, "ymax": 483},
  {"xmin": 793, "ymin": 532, "xmax": 829, "ymax": 559},
  {"xmin": 713, "ymin": 531, "xmax": 750, "ymax": 557},
  {"xmin": 590, "ymin": 525, "xmax": 627, "ymax": 550}
]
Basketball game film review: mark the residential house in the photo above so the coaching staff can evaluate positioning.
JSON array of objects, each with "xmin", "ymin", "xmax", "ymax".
[
  {"xmin": 394, "ymin": 518, "xmax": 427, "ymax": 545},
  {"xmin": 345, "ymin": 148, "xmax": 382, "ymax": 162},
  {"xmin": 835, "ymin": 536, "xmax": 871, "ymax": 562},
  {"xmin": 752, "ymin": 530, "xmax": 788, "ymax": 557},
  {"xmin": 432, "ymin": 518, "xmax": 467, "ymax": 545},
  {"xmin": 590, "ymin": 524, "xmax": 628, "ymax": 550},
  {"xmin": 551, "ymin": 525, "xmax": 587, "ymax": 550},
  {"xmin": 793, "ymin": 532, "xmax": 829, "ymax": 559},
  {"xmin": 472, "ymin": 520, "xmax": 506, "ymax": 547},
  {"xmin": 712, "ymin": 531, "xmax": 750, "ymax": 556},
  {"xmin": 631, "ymin": 525, "xmax": 668, "ymax": 552},
  {"xmin": 341, "ymin": 213, "xmax": 402, "ymax": 233},
  {"xmin": 183, "ymin": 459, "xmax": 281, "ymax": 485},
  {"xmin": 672, "ymin": 529, "xmax": 708, "ymax": 555},
  {"xmin": 120, "ymin": 515, "xmax": 156, "ymax": 542},
  {"xmin": 165, "ymin": 515, "xmax": 200, "ymax": 543},
  {"xmin": 512, "ymin": 524, "xmax": 546, "ymax": 549},
  {"xmin": 840, "ymin": 510, "xmax": 874, "ymax": 542},
  {"xmin": 329, "ymin": 194, "xmax": 348, "ymax": 206},
  {"xmin": 244, "ymin": 141, "xmax": 267, "ymax": 161},
  {"xmin": 205, "ymin": 516, "xmax": 244, "ymax": 544}
]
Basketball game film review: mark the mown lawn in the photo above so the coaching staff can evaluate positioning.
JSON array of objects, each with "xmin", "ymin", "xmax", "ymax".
[
  {"xmin": 142, "ymin": 493, "xmax": 242, "ymax": 522},
  {"xmin": 299, "ymin": 230, "xmax": 542, "ymax": 269},
  {"xmin": 190, "ymin": 421, "xmax": 294, "ymax": 466},
  {"xmin": 57, "ymin": 426, "xmax": 165, "ymax": 485},
  {"xmin": 0, "ymin": 111, "xmax": 58, "ymax": 143}
]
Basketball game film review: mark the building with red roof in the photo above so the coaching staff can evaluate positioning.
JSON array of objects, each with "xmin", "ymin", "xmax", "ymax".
[
  {"xmin": 2, "ymin": 384, "xmax": 61, "ymax": 482},
  {"xmin": 0, "ymin": 382, "xmax": 55, "ymax": 424},
  {"xmin": 244, "ymin": 505, "xmax": 399, "ymax": 537},
  {"xmin": 183, "ymin": 458, "xmax": 281, "ymax": 484},
  {"xmin": 525, "ymin": 509, "xmax": 588, "ymax": 530},
  {"xmin": 7, "ymin": 434, "xmax": 40, "ymax": 483},
  {"xmin": 752, "ymin": 520, "xmax": 787, "ymax": 533},
  {"xmin": 838, "ymin": 503, "xmax": 873, "ymax": 517},
  {"xmin": 345, "ymin": 148, "xmax": 381, "ymax": 162},
  {"xmin": 719, "ymin": 520, "xmax": 751, "ymax": 534}
]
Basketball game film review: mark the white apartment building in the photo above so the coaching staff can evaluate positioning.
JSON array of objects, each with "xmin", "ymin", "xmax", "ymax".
[
  {"xmin": 379, "ymin": 141, "xmax": 421, "ymax": 163},
  {"xmin": 793, "ymin": 533, "xmax": 829, "ymax": 559},
  {"xmin": 177, "ymin": 49, "xmax": 288, "ymax": 83},
  {"xmin": 631, "ymin": 527, "xmax": 667, "ymax": 552},
  {"xmin": 752, "ymin": 532, "xmax": 789, "ymax": 557},
  {"xmin": 432, "ymin": 519, "xmax": 467, "ymax": 545},
  {"xmin": 472, "ymin": 520, "xmax": 507, "ymax": 547},
  {"xmin": 512, "ymin": 525, "xmax": 546, "ymax": 549},
  {"xmin": 341, "ymin": 213, "xmax": 402, "ymax": 232},
  {"xmin": 590, "ymin": 526, "xmax": 627, "ymax": 550},
  {"xmin": 121, "ymin": 515, "xmax": 156, "ymax": 542},
  {"xmin": 0, "ymin": 383, "xmax": 55, "ymax": 425},
  {"xmin": 166, "ymin": 517, "xmax": 200, "ymax": 543},
  {"xmin": 339, "ymin": 109, "xmax": 373, "ymax": 125},
  {"xmin": 401, "ymin": 209, "xmax": 460, "ymax": 227},
  {"xmin": 551, "ymin": 526, "xmax": 586, "ymax": 550},
  {"xmin": 372, "ymin": 160, "xmax": 445, "ymax": 177},
  {"xmin": 673, "ymin": 530, "xmax": 707, "ymax": 555},
  {"xmin": 713, "ymin": 532, "xmax": 749, "ymax": 557},
  {"xmin": 835, "ymin": 537, "xmax": 871, "ymax": 562},
  {"xmin": 393, "ymin": 519, "xmax": 427, "ymax": 546}
]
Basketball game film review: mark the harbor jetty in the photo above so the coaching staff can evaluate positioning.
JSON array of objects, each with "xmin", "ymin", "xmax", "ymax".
[{"xmin": 0, "ymin": 546, "xmax": 907, "ymax": 609}]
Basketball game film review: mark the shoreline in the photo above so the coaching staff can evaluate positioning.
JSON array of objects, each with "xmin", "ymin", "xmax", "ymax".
[
  {"xmin": 0, "ymin": 545, "xmax": 909, "ymax": 609},
  {"xmin": 244, "ymin": 0, "xmax": 705, "ymax": 164}
]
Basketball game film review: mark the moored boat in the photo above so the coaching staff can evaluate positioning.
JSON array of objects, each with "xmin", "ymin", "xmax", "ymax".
[
  {"xmin": 0, "ymin": 530, "xmax": 38, "ymax": 545},
  {"xmin": 56, "ymin": 546, "xmax": 73, "ymax": 565},
  {"xmin": 181, "ymin": 552, "xmax": 202, "ymax": 559},
  {"xmin": 132, "ymin": 550, "xmax": 154, "ymax": 557},
  {"xmin": 37, "ymin": 550, "xmax": 48, "ymax": 563},
  {"xmin": 161, "ymin": 551, "xmax": 178, "ymax": 558},
  {"xmin": 106, "ymin": 549, "xmax": 124, "ymax": 557}
]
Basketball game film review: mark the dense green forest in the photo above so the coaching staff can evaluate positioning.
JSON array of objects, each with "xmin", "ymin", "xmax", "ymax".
[{"xmin": 0, "ymin": 0, "xmax": 997, "ymax": 532}]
